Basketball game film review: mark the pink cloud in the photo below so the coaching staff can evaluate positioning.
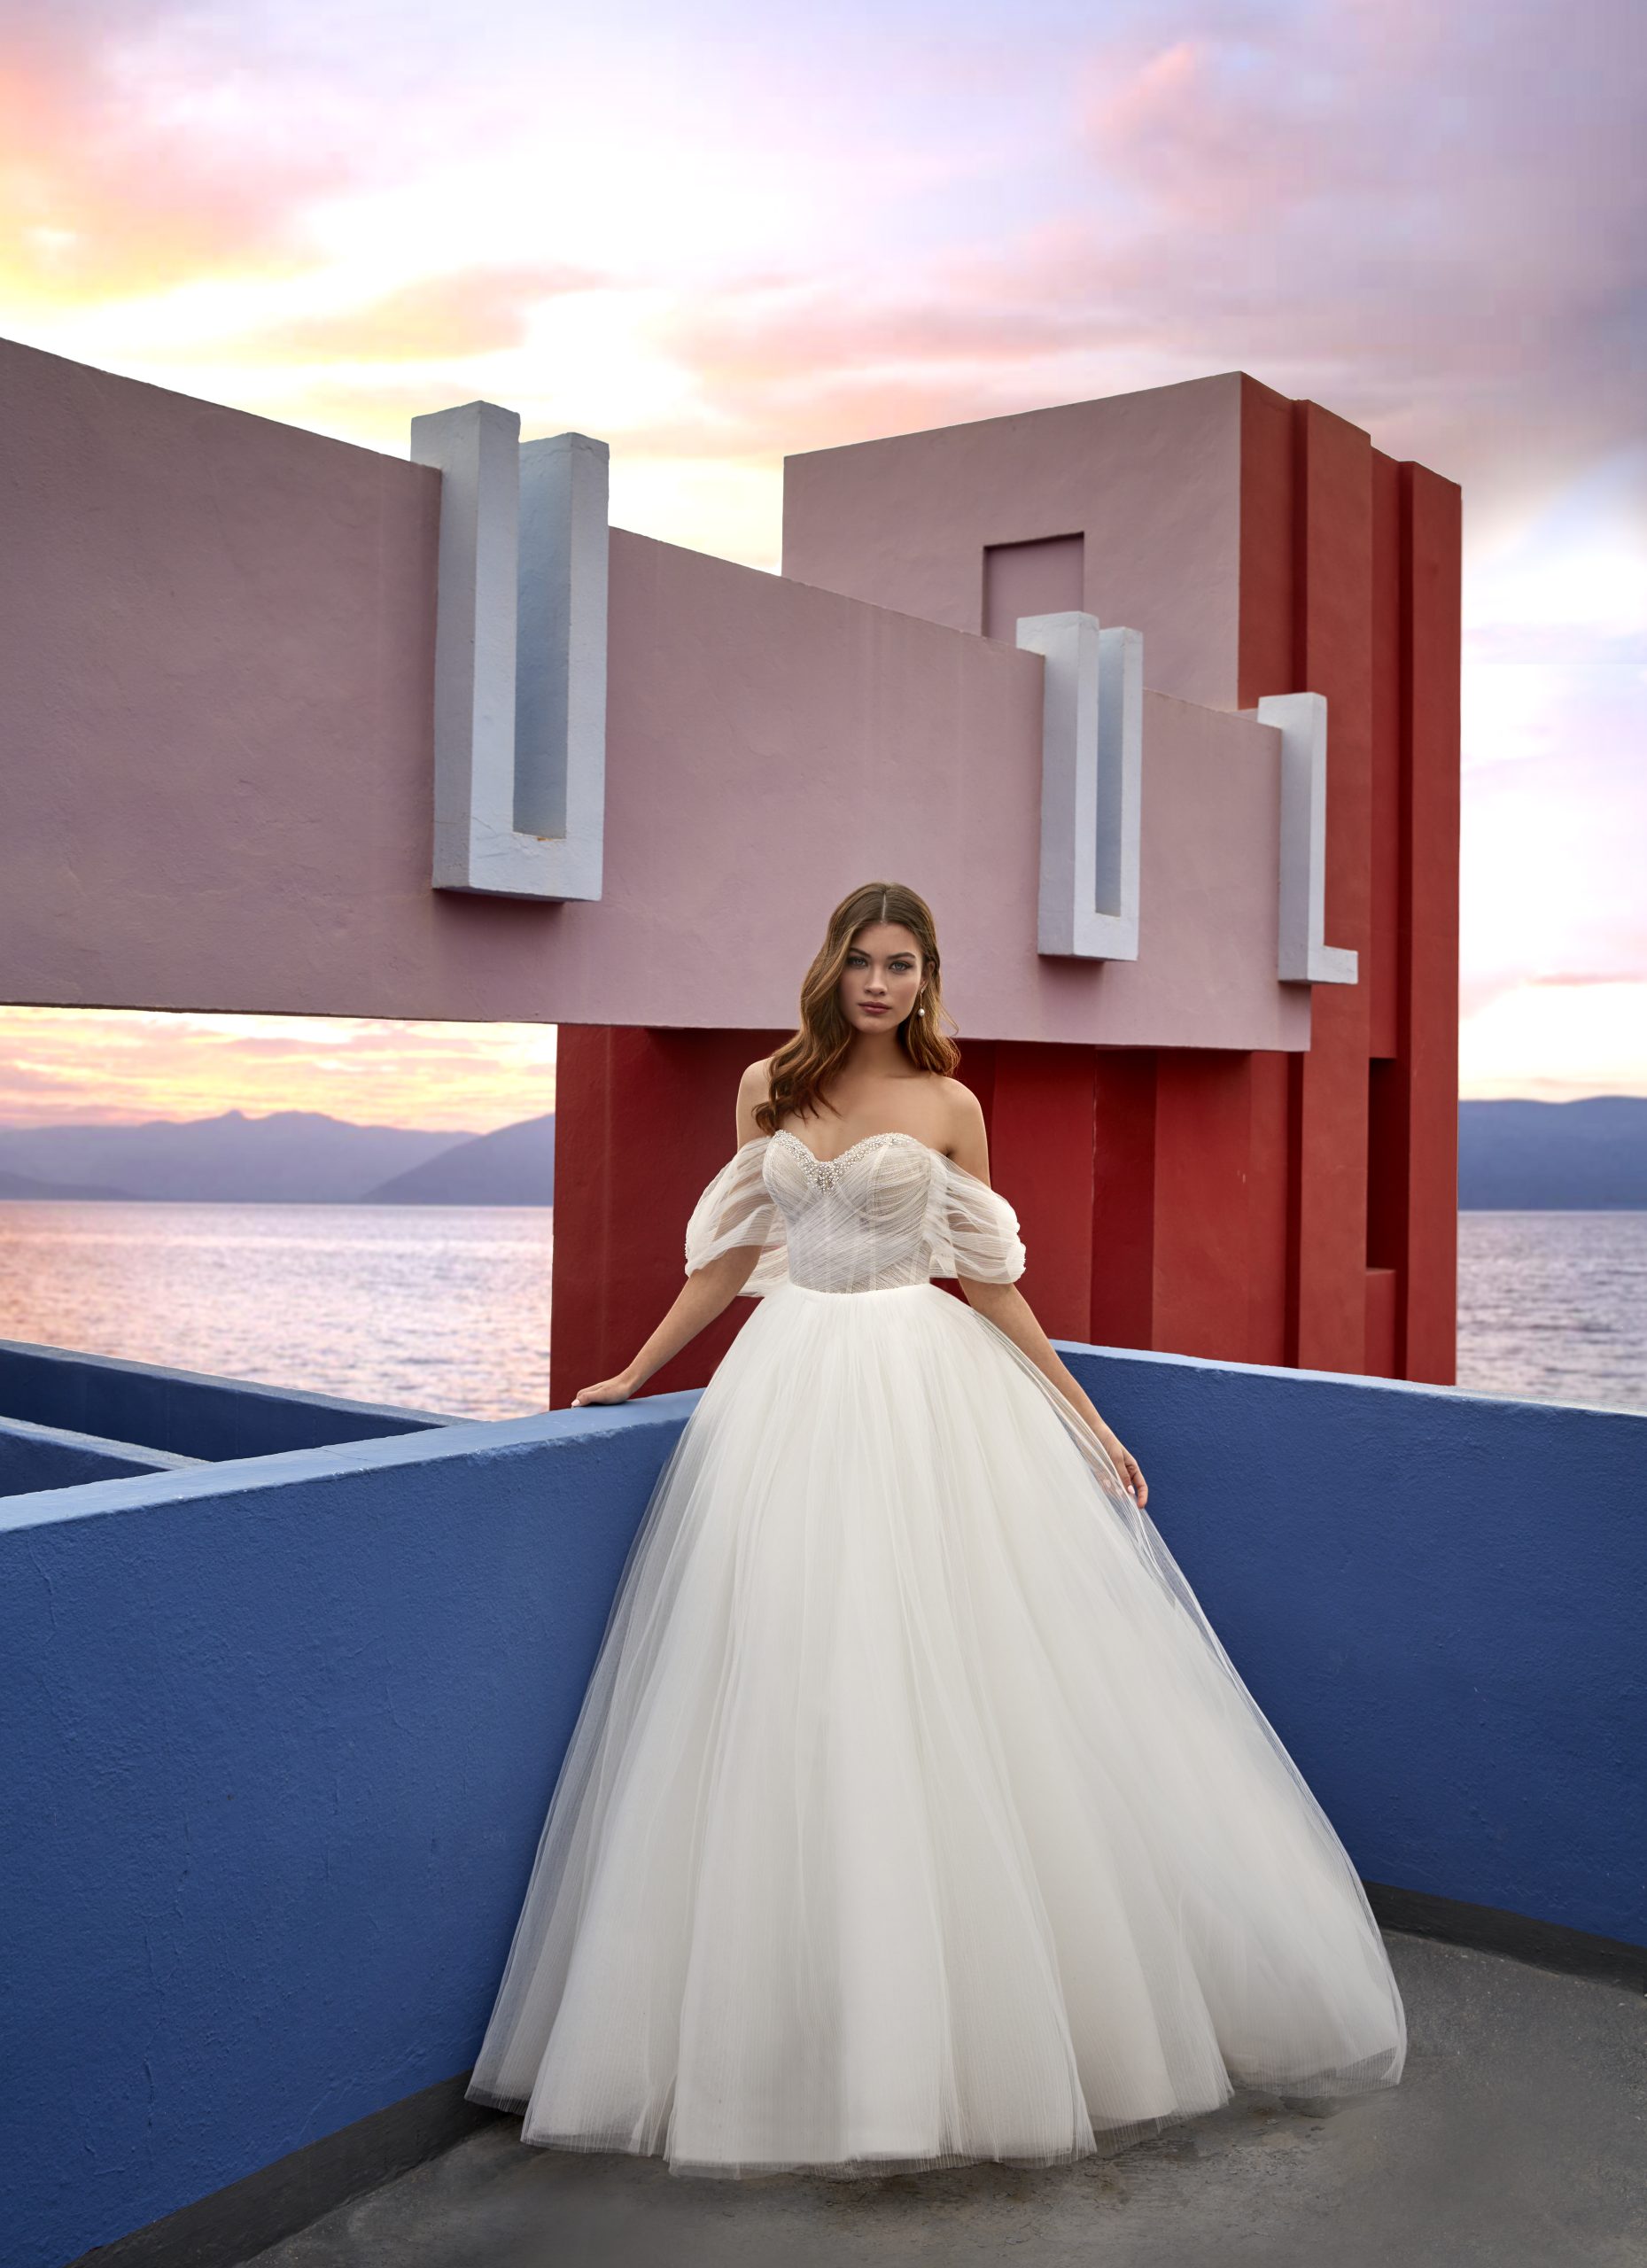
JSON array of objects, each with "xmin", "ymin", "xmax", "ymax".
[
  {"xmin": 1526, "ymin": 971, "xmax": 1646, "ymax": 989},
  {"xmin": 227, "ymin": 265, "xmax": 610, "ymax": 366},
  {"xmin": 626, "ymin": 1, "xmax": 1643, "ymax": 524},
  {"xmin": 0, "ymin": 6, "xmax": 360, "ymax": 300}
]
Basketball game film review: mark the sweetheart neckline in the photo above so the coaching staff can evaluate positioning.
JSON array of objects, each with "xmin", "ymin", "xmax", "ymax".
[{"xmin": 769, "ymin": 1126, "xmax": 949, "ymax": 1172}]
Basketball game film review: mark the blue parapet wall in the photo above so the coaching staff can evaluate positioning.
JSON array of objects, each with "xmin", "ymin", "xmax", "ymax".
[
  {"xmin": 0, "ymin": 1337, "xmax": 454, "ymax": 1466},
  {"xmin": 0, "ymin": 1411, "xmax": 199, "ymax": 1495},
  {"xmin": 0, "ymin": 1400, "xmax": 699, "ymax": 2268},
  {"xmin": 1055, "ymin": 1345, "xmax": 1647, "ymax": 1951},
  {"xmin": 1, "ymin": 1350, "xmax": 1643, "ymax": 2267}
]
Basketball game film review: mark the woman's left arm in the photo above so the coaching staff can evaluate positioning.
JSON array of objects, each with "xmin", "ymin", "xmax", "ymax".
[
  {"xmin": 944, "ymin": 1084, "xmax": 1146, "ymax": 1505},
  {"xmin": 956, "ymin": 1278, "xmax": 1147, "ymax": 1506}
]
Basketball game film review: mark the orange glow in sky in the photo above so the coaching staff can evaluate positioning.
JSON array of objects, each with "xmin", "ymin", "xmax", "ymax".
[{"xmin": 0, "ymin": 1006, "xmax": 555, "ymax": 1132}]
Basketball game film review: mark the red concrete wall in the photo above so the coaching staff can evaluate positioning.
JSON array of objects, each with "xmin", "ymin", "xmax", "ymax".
[
  {"xmin": 1233, "ymin": 381, "xmax": 1460, "ymax": 1383},
  {"xmin": 556, "ymin": 377, "xmax": 1457, "ymax": 1400},
  {"xmin": 773, "ymin": 371, "xmax": 1457, "ymax": 1386},
  {"xmin": 561, "ymin": 380, "xmax": 1460, "ymax": 1398},
  {"xmin": 1395, "ymin": 464, "xmax": 1464, "ymax": 1381},
  {"xmin": 550, "ymin": 1025, "xmax": 791, "ymax": 1406}
]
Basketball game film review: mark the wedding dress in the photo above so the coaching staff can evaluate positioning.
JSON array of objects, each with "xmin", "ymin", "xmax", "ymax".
[{"xmin": 465, "ymin": 1128, "xmax": 1406, "ymax": 2178}]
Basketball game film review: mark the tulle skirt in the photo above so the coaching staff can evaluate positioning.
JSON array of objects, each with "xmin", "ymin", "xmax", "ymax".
[{"xmin": 466, "ymin": 1277, "xmax": 1406, "ymax": 2178}]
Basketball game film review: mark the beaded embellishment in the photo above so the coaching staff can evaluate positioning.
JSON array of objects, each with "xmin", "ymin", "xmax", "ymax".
[{"xmin": 771, "ymin": 1128, "xmax": 924, "ymax": 1188}]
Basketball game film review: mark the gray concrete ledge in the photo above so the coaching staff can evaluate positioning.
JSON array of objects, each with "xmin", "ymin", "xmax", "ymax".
[{"xmin": 243, "ymin": 1934, "xmax": 1646, "ymax": 2268}]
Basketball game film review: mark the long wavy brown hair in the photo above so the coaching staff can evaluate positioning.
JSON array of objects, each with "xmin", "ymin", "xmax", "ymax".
[{"xmin": 753, "ymin": 882, "xmax": 961, "ymax": 1137}]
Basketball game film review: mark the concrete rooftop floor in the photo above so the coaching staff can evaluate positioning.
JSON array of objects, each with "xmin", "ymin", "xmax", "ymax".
[{"xmin": 249, "ymin": 1934, "xmax": 1645, "ymax": 2268}]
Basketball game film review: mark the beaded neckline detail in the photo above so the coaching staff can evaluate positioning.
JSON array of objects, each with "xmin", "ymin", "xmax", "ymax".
[{"xmin": 770, "ymin": 1127, "xmax": 941, "ymax": 1183}]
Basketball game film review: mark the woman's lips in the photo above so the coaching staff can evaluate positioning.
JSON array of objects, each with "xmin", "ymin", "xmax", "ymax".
[{"xmin": 859, "ymin": 1004, "xmax": 890, "ymax": 1015}]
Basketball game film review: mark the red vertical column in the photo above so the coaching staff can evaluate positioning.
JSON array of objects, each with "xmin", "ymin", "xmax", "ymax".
[
  {"xmin": 1241, "ymin": 386, "xmax": 1375, "ymax": 1376},
  {"xmin": 1235, "ymin": 379, "xmax": 1302, "ymax": 1376},
  {"xmin": 1246, "ymin": 1052, "xmax": 1292, "ymax": 1366},
  {"xmin": 1290, "ymin": 403, "xmax": 1374, "ymax": 1374},
  {"xmin": 1153, "ymin": 1052, "xmax": 1264, "ymax": 1361},
  {"xmin": 1400, "ymin": 465, "xmax": 1463, "ymax": 1381},
  {"xmin": 972, "ymin": 1036, "xmax": 1276, "ymax": 1368},
  {"xmin": 1365, "ymin": 450, "xmax": 1410, "ymax": 1379},
  {"xmin": 1089, "ymin": 1051, "xmax": 1159, "ymax": 1350},
  {"xmin": 985, "ymin": 1039, "xmax": 1099, "ymax": 1342},
  {"xmin": 1367, "ymin": 454, "xmax": 1404, "ymax": 1065},
  {"xmin": 1083, "ymin": 1047, "xmax": 1289, "ymax": 1366},
  {"xmin": 1358, "ymin": 458, "xmax": 1461, "ymax": 1382}
]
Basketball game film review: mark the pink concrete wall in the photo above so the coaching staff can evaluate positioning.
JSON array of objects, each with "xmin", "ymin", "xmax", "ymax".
[
  {"xmin": 0, "ymin": 338, "xmax": 1307, "ymax": 1052},
  {"xmin": 782, "ymin": 375, "xmax": 1245, "ymax": 705},
  {"xmin": 0, "ymin": 340, "xmax": 1458, "ymax": 1386},
  {"xmin": 983, "ymin": 535, "xmax": 1084, "ymax": 641}
]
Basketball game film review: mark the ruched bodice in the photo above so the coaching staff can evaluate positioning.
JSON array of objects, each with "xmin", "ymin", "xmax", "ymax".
[{"xmin": 684, "ymin": 1129, "xmax": 1027, "ymax": 1295}]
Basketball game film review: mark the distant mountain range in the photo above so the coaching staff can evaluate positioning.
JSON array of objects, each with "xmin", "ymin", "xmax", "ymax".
[
  {"xmin": 1458, "ymin": 1097, "xmax": 1647, "ymax": 1209},
  {"xmin": 0, "ymin": 1098, "xmax": 1637, "ymax": 1208},
  {"xmin": 0, "ymin": 1108, "xmax": 555, "ymax": 1206},
  {"xmin": 366, "ymin": 1115, "xmax": 556, "ymax": 1205}
]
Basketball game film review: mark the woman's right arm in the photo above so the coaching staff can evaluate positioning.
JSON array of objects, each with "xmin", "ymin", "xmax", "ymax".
[
  {"xmin": 571, "ymin": 1245, "xmax": 762, "ymax": 1404},
  {"xmin": 570, "ymin": 1057, "xmax": 777, "ymax": 1407}
]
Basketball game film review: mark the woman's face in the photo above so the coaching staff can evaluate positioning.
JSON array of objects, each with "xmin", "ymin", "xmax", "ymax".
[{"xmin": 839, "ymin": 922, "xmax": 924, "ymax": 1032}]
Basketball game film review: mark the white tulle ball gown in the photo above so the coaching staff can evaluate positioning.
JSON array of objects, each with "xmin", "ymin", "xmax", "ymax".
[{"xmin": 466, "ymin": 1128, "xmax": 1406, "ymax": 2178}]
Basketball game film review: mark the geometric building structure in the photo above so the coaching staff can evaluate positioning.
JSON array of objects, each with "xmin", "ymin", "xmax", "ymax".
[
  {"xmin": 0, "ymin": 340, "xmax": 1458, "ymax": 1413},
  {"xmin": 781, "ymin": 387, "xmax": 1462, "ymax": 1392},
  {"xmin": 8, "ymin": 337, "xmax": 1645, "ymax": 2268}
]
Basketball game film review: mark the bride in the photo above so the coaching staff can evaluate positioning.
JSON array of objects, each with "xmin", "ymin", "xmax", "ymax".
[{"xmin": 465, "ymin": 880, "xmax": 1407, "ymax": 2179}]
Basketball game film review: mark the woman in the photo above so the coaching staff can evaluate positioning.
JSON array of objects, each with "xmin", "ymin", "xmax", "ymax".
[{"xmin": 465, "ymin": 879, "xmax": 1407, "ymax": 2179}]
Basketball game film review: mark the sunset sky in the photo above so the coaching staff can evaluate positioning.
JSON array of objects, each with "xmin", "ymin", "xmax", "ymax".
[{"xmin": 1, "ymin": 0, "xmax": 1642, "ymax": 1127}]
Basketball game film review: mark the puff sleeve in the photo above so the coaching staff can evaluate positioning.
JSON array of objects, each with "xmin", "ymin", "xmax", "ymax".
[
  {"xmin": 684, "ymin": 1138, "xmax": 789, "ymax": 1295},
  {"xmin": 923, "ymin": 1152, "xmax": 1027, "ymax": 1285}
]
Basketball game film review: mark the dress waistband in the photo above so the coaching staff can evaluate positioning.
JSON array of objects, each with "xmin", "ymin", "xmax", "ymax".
[{"xmin": 778, "ymin": 1277, "xmax": 940, "ymax": 1301}]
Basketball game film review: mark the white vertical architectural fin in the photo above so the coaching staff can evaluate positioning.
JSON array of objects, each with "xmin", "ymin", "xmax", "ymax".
[
  {"xmin": 1017, "ymin": 610, "xmax": 1143, "ymax": 959},
  {"xmin": 408, "ymin": 401, "xmax": 608, "ymax": 901},
  {"xmin": 1258, "ymin": 691, "xmax": 1357, "ymax": 984}
]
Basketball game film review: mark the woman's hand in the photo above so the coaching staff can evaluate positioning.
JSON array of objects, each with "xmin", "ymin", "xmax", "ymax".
[
  {"xmin": 571, "ymin": 1372, "xmax": 639, "ymax": 1407},
  {"xmin": 964, "ymin": 1281, "xmax": 1150, "ymax": 1513},
  {"xmin": 1099, "ymin": 1430, "xmax": 1148, "ymax": 1507}
]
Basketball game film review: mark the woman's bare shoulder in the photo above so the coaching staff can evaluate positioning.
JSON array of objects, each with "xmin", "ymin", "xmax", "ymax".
[
  {"xmin": 734, "ymin": 1054, "xmax": 777, "ymax": 1144},
  {"xmin": 931, "ymin": 1077, "xmax": 989, "ymax": 1175},
  {"xmin": 932, "ymin": 1076, "xmax": 985, "ymax": 1137}
]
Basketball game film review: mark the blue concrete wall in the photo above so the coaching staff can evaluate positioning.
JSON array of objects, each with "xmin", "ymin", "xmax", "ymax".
[
  {"xmin": 0, "ymin": 1337, "xmax": 455, "ymax": 1468},
  {"xmin": 1, "ymin": 1402, "xmax": 697, "ymax": 2268},
  {"xmin": 0, "ymin": 1412, "xmax": 196, "ymax": 1495},
  {"xmin": 1057, "ymin": 1347, "xmax": 1647, "ymax": 1951},
  {"xmin": 2, "ymin": 1349, "xmax": 1643, "ymax": 2266}
]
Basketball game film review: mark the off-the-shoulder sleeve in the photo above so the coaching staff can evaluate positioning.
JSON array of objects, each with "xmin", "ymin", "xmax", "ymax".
[
  {"xmin": 683, "ymin": 1138, "xmax": 789, "ymax": 1294},
  {"xmin": 924, "ymin": 1153, "xmax": 1027, "ymax": 1285}
]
